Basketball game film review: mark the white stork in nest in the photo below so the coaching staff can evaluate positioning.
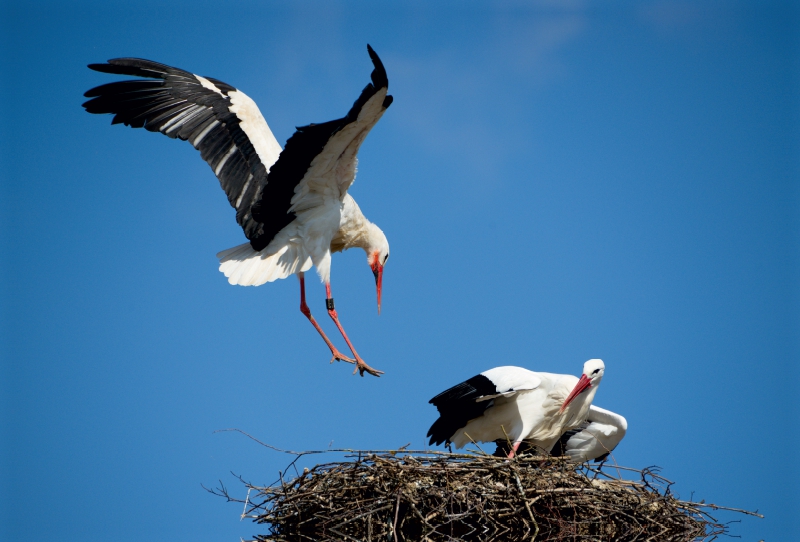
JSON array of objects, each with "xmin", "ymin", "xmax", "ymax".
[
  {"xmin": 548, "ymin": 405, "xmax": 627, "ymax": 462},
  {"xmin": 428, "ymin": 359, "xmax": 607, "ymax": 458},
  {"xmin": 494, "ymin": 404, "xmax": 627, "ymax": 462},
  {"xmin": 83, "ymin": 45, "xmax": 393, "ymax": 377}
]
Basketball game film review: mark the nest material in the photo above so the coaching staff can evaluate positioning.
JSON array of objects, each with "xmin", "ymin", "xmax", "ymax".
[{"xmin": 211, "ymin": 447, "xmax": 752, "ymax": 542}]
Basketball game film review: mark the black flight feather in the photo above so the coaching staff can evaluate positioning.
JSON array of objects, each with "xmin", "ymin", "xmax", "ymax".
[{"xmin": 427, "ymin": 374, "xmax": 497, "ymax": 446}]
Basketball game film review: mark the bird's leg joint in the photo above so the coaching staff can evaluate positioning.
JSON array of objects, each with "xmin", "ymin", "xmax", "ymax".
[{"xmin": 326, "ymin": 298, "xmax": 335, "ymax": 311}]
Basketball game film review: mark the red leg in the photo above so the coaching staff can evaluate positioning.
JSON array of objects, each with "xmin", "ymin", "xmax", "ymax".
[
  {"xmin": 298, "ymin": 273, "xmax": 355, "ymax": 365},
  {"xmin": 325, "ymin": 282, "xmax": 383, "ymax": 377},
  {"xmin": 507, "ymin": 441, "xmax": 521, "ymax": 459}
]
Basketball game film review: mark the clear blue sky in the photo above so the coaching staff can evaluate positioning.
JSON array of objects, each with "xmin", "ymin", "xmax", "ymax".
[{"xmin": 1, "ymin": 1, "xmax": 797, "ymax": 540}]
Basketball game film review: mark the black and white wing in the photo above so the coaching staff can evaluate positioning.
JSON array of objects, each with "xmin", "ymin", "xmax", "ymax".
[
  {"xmin": 83, "ymin": 58, "xmax": 282, "ymax": 248},
  {"xmin": 427, "ymin": 366, "xmax": 541, "ymax": 446},
  {"xmin": 550, "ymin": 405, "xmax": 628, "ymax": 462},
  {"xmin": 84, "ymin": 45, "xmax": 392, "ymax": 256},
  {"xmin": 254, "ymin": 44, "xmax": 393, "ymax": 227}
]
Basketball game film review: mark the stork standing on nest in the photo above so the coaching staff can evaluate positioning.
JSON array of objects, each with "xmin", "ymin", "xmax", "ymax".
[
  {"xmin": 83, "ymin": 45, "xmax": 393, "ymax": 377},
  {"xmin": 428, "ymin": 359, "xmax": 606, "ymax": 458}
]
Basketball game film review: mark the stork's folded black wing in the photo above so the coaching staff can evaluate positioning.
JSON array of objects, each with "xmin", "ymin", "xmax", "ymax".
[{"xmin": 426, "ymin": 374, "xmax": 498, "ymax": 446}]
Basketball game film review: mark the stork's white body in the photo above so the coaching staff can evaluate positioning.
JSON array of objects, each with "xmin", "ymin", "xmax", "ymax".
[
  {"xmin": 428, "ymin": 360, "xmax": 606, "ymax": 456},
  {"xmin": 218, "ymin": 193, "xmax": 384, "ymax": 287},
  {"xmin": 556, "ymin": 405, "xmax": 627, "ymax": 463},
  {"xmin": 451, "ymin": 367, "xmax": 600, "ymax": 450}
]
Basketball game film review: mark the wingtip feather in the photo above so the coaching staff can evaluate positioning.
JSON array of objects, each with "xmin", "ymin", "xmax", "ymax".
[{"xmin": 366, "ymin": 44, "xmax": 388, "ymax": 89}]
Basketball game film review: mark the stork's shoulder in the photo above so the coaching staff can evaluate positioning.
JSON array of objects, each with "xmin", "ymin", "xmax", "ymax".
[
  {"xmin": 480, "ymin": 366, "xmax": 542, "ymax": 394},
  {"xmin": 340, "ymin": 193, "xmax": 363, "ymax": 216},
  {"xmin": 535, "ymin": 371, "xmax": 579, "ymax": 390}
]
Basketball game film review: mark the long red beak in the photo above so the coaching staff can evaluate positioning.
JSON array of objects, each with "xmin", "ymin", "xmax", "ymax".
[
  {"xmin": 559, "ymin": 374, "xmax": 591, "ymax": 413},
  {"xmin": 372, "ymin": 263, "xmax": 383, "ymax": 315}
]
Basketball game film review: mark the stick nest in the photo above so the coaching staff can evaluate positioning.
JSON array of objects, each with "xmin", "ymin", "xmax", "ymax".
[{"xmin": 210, "ymin": 448, "xmax": 754, "ymax": 542}]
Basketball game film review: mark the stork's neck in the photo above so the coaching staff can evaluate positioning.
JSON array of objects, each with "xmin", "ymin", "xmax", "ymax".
[
  {"xmin": 563, "ymin": 385, "xmax": 600, "ymax": 427},
  {"xmin": 331, "ymin": 195, "xmax": 382, "ymax": 253}
]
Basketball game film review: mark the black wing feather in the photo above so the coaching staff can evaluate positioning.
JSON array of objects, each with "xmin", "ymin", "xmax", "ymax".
[
  {"xmin": 83, "ymin": 57, "xmax": 271, "ymax": 246},
  {"xmin": 250, "ymin": 44, "xmax": 392, "ymax": 250},
  {"xmin": 427, "ymin": 374, "xmax": 497, "ymax": 446}
]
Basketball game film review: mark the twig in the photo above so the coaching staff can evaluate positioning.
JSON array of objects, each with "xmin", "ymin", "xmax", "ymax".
[
  {"xmin": 511, "ymin": 465, "xmax": 539, "ymax": 541},
  {"xmin": 392, "ymin": 491, "xmax": 401, "ymax": 542}
]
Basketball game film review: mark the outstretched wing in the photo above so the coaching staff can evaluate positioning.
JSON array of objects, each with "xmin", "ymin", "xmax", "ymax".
[
  {"xmin": 252, "ymin": 45, "xmax": 393, "ymax": 232},
  {"xmin": 83, "ymin": 58, "xmax": 282, "ymax": 247},
  {"xmin": 427, "ymin": 367, "xmax": 541, "ymax": 446}
]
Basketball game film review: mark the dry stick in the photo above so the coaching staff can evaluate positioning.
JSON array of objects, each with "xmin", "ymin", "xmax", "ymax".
[
  {"xmin": 693, "ymin": 503, "xmax": 764, "ymax": 518},
  {"xmin": 510, "ymin": 463, "xmax": 539, "ymax": 541},
  {"xmin": 392, "ymin": 491, "xmax": 401, "ymax": 542},
  {"xmin": 332, "ymin": 505, "xmax": 393, "ymax": 528},
  {"xmin": 500, "ymin": 424, "xmax": 515, "ymax": 458},
  {"xmin": 240, "ymin": 486, "xmax": 251, "ymax": 520},
  {"xmin": 328, "ymin": 527, "xmax": 363, "ymax": 542},
  {"xmin": 216, "ymin": 429, "xmax": 484, "ymax": 458},
  {"xmin": 463, "ymin": 432, "xmax": 489, "ymax": 456}
]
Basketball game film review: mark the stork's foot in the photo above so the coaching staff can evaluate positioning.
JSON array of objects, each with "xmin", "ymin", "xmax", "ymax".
[
  {"xmin": 327, "ymin": 348, "xmax": 383, "ymax": 377},
  {"xmin": 328, "ymin": 348, "xmax": 356, "ymax": 365},
  {"xmin": 352, "ymin": 355, "xmax": 384, "ymax": 378}
]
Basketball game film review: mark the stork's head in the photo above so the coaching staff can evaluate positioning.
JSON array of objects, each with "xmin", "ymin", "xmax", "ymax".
[
  {"xmin": 365, "ymin": 223, "xmax": 389, "ymax": 314},
  {"xmin": 560, "ymin": 359, "xmax": 605, "ymax": 413}
]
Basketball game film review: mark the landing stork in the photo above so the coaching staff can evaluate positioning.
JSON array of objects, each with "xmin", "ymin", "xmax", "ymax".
[
  {"xmin": 83, "ymin": 46, "xmax": 393, "ymax": 377},
  {"xmin": 427, "ymin": 360, "xmax": 606, "ymax": 458}
]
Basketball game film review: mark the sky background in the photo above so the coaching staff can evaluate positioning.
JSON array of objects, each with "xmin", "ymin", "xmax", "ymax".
[{"xmin": 1, "ymin": 1, "xmax": 797, "ymax": 540}]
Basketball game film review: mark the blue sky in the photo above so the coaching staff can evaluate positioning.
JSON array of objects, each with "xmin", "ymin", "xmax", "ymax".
[{"xmin": 1, "ymin": 1, "xmax": 797, "ymax": 540}]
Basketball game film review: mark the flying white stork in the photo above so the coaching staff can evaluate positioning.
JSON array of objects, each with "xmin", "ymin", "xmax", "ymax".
[
  {"xmin": 427, "ymin": 359, "xmax": 606, "ymax": 458},
  {"xmin": 494, "ymin": 404, "xmax": 627, "ymax": 463},
  {"xmin": 83, "ymin": 45, "xmax": 393, "ymax": 377}
]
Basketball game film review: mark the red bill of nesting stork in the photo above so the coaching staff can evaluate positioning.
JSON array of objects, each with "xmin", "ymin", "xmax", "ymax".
[
  {"xmin": 427, "ymin": 359, "xmax": 606, "ymax": 458},
  {"xmin": 494, "ymin": 404, "xmax": 627, "ymax": 463},
  {"xmin": 83, "ymin": 45, "xmax": 393, "ymax": 377}
]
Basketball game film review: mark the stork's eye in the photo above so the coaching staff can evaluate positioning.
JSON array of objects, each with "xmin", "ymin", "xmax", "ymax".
[
  {"xmin": 591, "ymin": 369, "xmax": 600, "ymax": 375},
  {"xmin": 383, "ymin": 254, "xmax": 389, "ymax": 263}
]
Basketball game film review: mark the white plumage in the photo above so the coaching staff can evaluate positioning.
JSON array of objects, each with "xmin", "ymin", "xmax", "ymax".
[
  {"xmin": 551, "ymin": 405, "xmax": 627, "ymax": 463},
  {"xmin": 217, "ymin": 238, "xmax": 312, "ymax": 286},
  {"xmin": 428, "ymin": 359, "xmax": 606, "ymax": 458}
]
